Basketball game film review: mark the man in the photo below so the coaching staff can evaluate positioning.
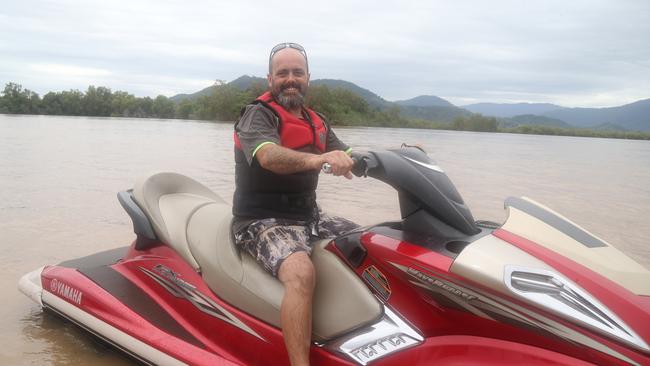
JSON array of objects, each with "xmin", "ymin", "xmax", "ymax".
[{"xmin": 232, "ymin": 42, "xmax": 358, "ymax": 366}]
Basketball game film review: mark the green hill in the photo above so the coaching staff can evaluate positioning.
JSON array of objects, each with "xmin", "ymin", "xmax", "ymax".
[
  {"xmin": 462, "ymin": 102, "xmax": 563, "ymax": 117},
  {"xmin": 505, "ymin": 114, "xmax": 572, "ymax": 128},
  {"xmin": 310, "ymin": 79, "xmax": 390, "ymax": 108},
  {"xmin": 395, "ymin": 95, "xmax": 455, "ymax": 108},
  {"xmin": 169, "ymin": 76, "xmax": 650, "ymax": 130}
]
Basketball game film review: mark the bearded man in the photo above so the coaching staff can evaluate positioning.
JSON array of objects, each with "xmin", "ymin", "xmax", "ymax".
[{"xmin": 232, "ymin": 43, "xmax": 358, "ymax": 366}]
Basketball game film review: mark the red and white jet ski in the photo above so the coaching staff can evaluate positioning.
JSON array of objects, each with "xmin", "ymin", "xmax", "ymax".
[{"xmin": 19, "ymin": 145, "xmax": 650, "ymax": 365}]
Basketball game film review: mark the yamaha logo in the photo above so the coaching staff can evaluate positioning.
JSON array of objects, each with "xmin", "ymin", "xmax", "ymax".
[{"xmin": 49, "ymin": 278, "xmax": 83, "ymax": 305}]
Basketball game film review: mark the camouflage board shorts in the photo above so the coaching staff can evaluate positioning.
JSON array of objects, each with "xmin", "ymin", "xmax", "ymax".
[{"xmin": 233, "ymin": 211, "xmax": 359, "ymax": 277}]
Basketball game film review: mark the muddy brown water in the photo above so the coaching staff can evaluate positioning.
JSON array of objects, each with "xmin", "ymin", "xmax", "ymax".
[{"xmin": 1, "ymin": 114, "xmax": 649, "ymax": 365}]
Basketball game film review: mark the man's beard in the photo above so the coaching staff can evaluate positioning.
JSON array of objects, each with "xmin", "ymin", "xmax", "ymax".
[{"xmin": 271, "ymin": 82, "xmax": 306, "ymax": 110}]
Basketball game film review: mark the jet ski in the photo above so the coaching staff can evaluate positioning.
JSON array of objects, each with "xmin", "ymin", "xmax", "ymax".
[{"xmin": 18, "ymin": 145, "xmax": 650, "ymax": 365}]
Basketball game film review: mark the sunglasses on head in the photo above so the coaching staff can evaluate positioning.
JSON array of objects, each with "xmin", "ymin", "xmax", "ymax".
[{"xmin": 268, "ymin": 42, "xmax": 309, "ymax": 72}]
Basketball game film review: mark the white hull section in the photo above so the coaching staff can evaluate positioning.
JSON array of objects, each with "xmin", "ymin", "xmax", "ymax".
[
  {"xmin": 18, "ymin": 266, "xmax": 45, "ymax": 306},
  {"xmin": 19, "ymin": 266, "xmax": 186, "ymax": 366},
  {"xmin": 42, "ymin": 290, "xmax": 187, "ymax": 366}
]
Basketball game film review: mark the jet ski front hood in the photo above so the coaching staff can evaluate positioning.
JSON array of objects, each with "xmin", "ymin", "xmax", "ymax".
[{"xmin": 451, "ymin": 196, "xmax": 650, "ymax": 357}]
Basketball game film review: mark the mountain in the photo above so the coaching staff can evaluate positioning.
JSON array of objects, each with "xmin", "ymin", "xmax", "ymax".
[
  {"xmin": 169, "ymin": 75, "xmax": 649, "ymax": 131},
  {"xmin": 307, "ymin": 81, "xmax": 469, "ymax": 122},
  {"xmin": 310, "ymin": 79, "xmax": 390, "ymax": 108},
  {"xmin": 228, "ymin": 75, "xmax": 267, "ymax": 90},
  {"xmin": 392, "ymin": 95, "xmax": 469, "ymax": 121},
  {"xmin": 541, "ymin": 99, "xmax": 650, "ymax": 131},
  {"xmin": 170, "ymin": 76, "xmax": 391, "ymax": 108},
  {"xmin": 395, "ymin": 95, "xmax": 455, "ymax": 108},
  {"xmin": 462, "ymin": 100, "xmax": 650, "ymax": 131},
  {"xmin": 397, "ymin": 105, "xmax": 471, "ymax": 122},
  {"xmin": 170, "ymin": 76, "xmax": 266, "ymax": 102},
  {"xmin": 462, "ymin": 102, "xmax": 564, "ymax": 117},
  {"xmin": 170, "ymin": 83, "xmax": 222, "ymax": 102}
]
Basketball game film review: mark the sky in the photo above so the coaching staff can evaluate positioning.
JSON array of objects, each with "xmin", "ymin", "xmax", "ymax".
[{"xmin": 1, "ymin": 0, "xmax": 648, "ymax": 108}]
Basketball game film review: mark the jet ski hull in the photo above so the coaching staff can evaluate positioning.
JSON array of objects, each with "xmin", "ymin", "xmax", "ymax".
[
  {"xmin": 20, "ymin": 234, "xmax": 649, "ymax": 366},
  {"xmin": 17, "ymin": 148, "xmax": 650, "ymax": 365}
]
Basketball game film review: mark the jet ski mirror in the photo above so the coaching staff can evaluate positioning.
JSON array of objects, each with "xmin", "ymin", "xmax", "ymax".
[{"xmin": 400, "ymin": 142, "xmax": 426, "ymax": 153}]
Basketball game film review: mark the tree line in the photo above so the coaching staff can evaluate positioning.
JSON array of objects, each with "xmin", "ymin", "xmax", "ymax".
[
  {"xmin": 2, "ymin": 82, "xmax": 648, "ymax": 140},
  {"xmin": 0, "ymin": 81, "xmax": 496, "ymax": 129},
  {"xmin": 0, "ymin": 81, "xmax": 420, "ymax": 126},
  {"xmin": 0, "ymin": 82, "xmax": 179, "ymax": 119}
]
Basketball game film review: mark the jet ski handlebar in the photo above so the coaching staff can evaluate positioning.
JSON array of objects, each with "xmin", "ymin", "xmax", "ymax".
[
  {"xmin": 321, "ymin": 152, "xmax": 376, "ymax": 177},
  {"xmin": 324, "ymin": 145, "xmax": 479, "ymax": 236}
]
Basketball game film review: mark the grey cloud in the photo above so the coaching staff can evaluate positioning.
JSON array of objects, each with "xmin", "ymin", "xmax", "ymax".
[{"xmin": 1, "ymin": 0, "xmax": 648, "ymax": 106}]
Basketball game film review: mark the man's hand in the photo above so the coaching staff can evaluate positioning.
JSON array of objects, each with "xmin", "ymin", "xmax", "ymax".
[{"xmin": 317, "ymin": 150, "xmax": 354, "ymax": 179}]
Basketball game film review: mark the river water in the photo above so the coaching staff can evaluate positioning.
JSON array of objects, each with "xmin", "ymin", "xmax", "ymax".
[{"xmin": 1, "ymin": 114, "xmax": 649, "ymax": 365}]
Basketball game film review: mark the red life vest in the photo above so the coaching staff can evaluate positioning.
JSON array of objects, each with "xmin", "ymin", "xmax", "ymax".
[
  {"xmin": 232, "ymin": 92, "xmax": 329, "ymax": 221},
  {"xmin": 234, "ymin": 92, "xmax": 327, "ymax": 153}
]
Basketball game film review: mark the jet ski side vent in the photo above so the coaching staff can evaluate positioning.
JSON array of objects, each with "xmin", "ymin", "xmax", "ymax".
[{"xmin": 504, "ymin": 265, "xmax": 650, "ymax": 352}]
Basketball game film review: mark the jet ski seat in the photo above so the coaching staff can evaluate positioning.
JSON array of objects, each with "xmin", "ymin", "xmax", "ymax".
[{"xmin": 132, "ymin": 172, "xmax": 382, "ymax": 341}]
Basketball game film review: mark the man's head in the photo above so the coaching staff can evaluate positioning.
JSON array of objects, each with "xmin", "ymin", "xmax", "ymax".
[{"xmin": 267, "ymin": 42, "xmax": 310, "ymax": 111}]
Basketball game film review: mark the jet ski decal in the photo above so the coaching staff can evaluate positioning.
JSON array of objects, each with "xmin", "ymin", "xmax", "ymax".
[
  {"xmin": 389, "ymin": 262, "xmax": 641, "ymax": 366},
  {"xmin": 139, "ymin": 265, "xmax": 265, "ymax": 341},
  {"xmin": 50, "ymin": 278, "xmax": 83, "ymax": 305}
]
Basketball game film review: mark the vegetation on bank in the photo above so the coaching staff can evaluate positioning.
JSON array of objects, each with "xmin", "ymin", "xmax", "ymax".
[
  {"xmin": 1, "ymin": 82, "xmax": 648, "ymax": 140},
  {"xmin": 501, "ymin": 124, "xmax": 650, "ymax": 140}
]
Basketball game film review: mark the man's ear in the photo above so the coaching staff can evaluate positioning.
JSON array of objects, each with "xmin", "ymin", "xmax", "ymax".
[{"xmin": 267, "ymin": 74, "xmax": 272, "ymax": 88}]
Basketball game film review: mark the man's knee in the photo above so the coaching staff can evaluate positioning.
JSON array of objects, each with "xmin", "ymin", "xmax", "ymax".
[{"xmin": 278, "ymin": 252, "xmax": 315, "ymax": 293}]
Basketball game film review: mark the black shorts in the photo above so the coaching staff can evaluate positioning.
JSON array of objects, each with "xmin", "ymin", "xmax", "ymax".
[{"xmin": 233, "ymin": 212, "xmax": 359, "ymax": 277}]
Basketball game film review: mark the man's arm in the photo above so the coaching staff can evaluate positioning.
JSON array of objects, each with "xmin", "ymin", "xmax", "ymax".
[
  {"xmin": 255, "ymin": 144, "xmax": 320, "ymax": 174},
  {"xmin": 256, "ymin": 143, "xmax": 354, "ymax": 177}
]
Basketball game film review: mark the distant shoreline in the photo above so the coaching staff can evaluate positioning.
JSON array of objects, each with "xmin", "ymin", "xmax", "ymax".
[
  {"xmin": 3, "ymin": 113, "xmax": 649, "ymax": 141},
  {"xmin": 2, "ymin": 81, "xmax": 648, "ymax": 141}
]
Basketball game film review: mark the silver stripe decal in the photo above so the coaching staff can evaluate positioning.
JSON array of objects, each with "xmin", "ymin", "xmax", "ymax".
[
  {"xmin": 388, "ymin": 262, "xmax": 641, "ymax": 366},
  {"xmin": 504, "ymin": 197, "xmax": 607, "ymax": 248},
  {"xmin": 403, "ymin": 156, "xmax": 444, "ymax": 173},
  {"xmin": 139, "ymin": 266, "xmax": 264, "ymax": 341}
]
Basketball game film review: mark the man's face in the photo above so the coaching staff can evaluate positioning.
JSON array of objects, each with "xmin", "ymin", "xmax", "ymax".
[{"xmin": 268, "ymin": 48, "xmax": 310, "ymax": 111}]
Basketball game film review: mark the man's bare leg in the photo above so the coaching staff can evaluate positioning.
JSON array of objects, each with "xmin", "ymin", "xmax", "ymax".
[{"xmin": 278, "ymin": 251, "xmax": 316, "ymax": 366}]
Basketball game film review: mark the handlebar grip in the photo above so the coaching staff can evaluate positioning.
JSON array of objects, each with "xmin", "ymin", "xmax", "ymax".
[{"xmin": 323, "ymin": 155, "xmax": 366, "ymax": 176}]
